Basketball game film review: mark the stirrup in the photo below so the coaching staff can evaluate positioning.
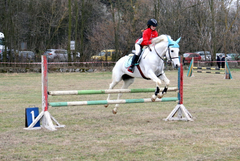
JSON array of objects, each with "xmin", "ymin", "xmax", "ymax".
[{"xmin": 127, "ymin": 66, "xmax": 134, "ymax": 73}]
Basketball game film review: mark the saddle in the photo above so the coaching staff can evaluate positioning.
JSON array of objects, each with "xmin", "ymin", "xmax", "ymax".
[
  {"xmin": 125, "ymin": 47, "xmax": 162, "ymax": 80},
  {"xmin": 125, "ymin": 49, "xmax": 152, "ymax": 80},
  {"xmin": 125, "ymin": 47, "xmax": 147, "ymax": 68}
]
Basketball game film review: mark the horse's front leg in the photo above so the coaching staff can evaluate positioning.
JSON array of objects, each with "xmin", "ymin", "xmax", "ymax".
[
  {"xmin": 148, "ymin": 72, "xmax": 170, "ymax": 101},
  {"xmin": 156, "ymin": 73, "xmax": 170, "ymax": 99},
  {"xmin": 146, "ymin": 71, "xmax": 163, "ymax": 102}
]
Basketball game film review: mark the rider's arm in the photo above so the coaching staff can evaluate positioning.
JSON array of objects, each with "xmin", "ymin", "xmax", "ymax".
[{"xmin": 141, "ymin": 29, "xmax": 151, "ymax": 46}]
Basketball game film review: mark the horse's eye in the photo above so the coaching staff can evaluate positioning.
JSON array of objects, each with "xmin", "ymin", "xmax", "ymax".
[{"xmin": 171, "ymin": 50, "xmax": 174, "ymax": 52}]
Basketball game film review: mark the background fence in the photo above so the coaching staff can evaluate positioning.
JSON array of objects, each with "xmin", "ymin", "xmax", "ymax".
[{"xmin": 0, "ymin": 60, "xmax": 240, "ymax": 73}]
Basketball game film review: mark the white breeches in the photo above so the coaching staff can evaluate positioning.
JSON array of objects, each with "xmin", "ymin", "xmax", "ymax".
[
  {"xmin": 135, "ymin": 44, "xmax": 141, "ymax": 56},
  {"xmin": 135, "ymin": 38, "xmax": 143, "ymax": 56}
]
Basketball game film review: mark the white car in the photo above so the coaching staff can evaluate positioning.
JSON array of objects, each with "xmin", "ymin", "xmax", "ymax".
[
  {"xmin": 194, "ymin": 51, "xmax": 211, "ymax": 61},
  {"xmin": 216, "ymin": 53, "xmax": 232, "ymax": 61},
  {"xmin": 43, "ymin": 49, "xmax": 73, "ymax": 62},
  {"xmin": 226, "ymin": 53, "xmax": 238, "ymax": 61}
]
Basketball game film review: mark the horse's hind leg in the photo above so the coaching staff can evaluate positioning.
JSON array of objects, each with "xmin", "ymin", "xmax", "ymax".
[
  {"xmin": 104, "ymin": 80, "xmax": 120, "ymax": 108},
  {"xmin": 113, "ymin": 76, "xmax": 134, "ymax": 114}
]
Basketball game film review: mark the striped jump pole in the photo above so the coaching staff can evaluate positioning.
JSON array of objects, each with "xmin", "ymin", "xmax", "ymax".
[
  {"xmin": 48, "ymin": 87, "xmax": 178, "ymax": 96},
  {"xmin": 49, "ymin": 97, "xmax": 178, "ymax": 107},
  {"xmin": 187, "ymin": 57, "xmax": 232, "ymax": 79},
  {"xmin": 193, "ymin": 67, "xmax": 225, "ymax": 70},
  {"xmin": 196, "ymin": 71, "xmax": 225, "ymax": 74}
]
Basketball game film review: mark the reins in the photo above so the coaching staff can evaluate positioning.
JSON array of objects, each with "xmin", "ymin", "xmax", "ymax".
[
  {"xmin": 153, "ymin": 43, "xmax": 179, "ymax": 62},
  {"xmin": 153, "ymin": 45, "xmax": 165, "ymax": 60}
]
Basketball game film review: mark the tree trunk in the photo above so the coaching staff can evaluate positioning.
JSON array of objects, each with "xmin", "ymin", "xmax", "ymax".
[{"xmin": 68, "ymin": 0, "xmax": 72, "ymax": 62}]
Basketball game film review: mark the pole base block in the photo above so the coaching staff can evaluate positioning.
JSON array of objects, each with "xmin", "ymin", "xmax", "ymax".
[
  {"xmin": 164, "ymin": 104, "xmax": 193, "ymax": 121},
  {"xmin": 24, "ymin": 111, "xmax": 65, "ymax": 131}
]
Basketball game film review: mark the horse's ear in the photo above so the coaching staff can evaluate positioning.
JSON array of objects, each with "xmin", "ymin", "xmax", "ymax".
[
  {"xmin": 176, "ymin": 37, "xmax": 181, "ymax": 44},
  {"xmin": 167, "ymin": 36, "xmax": 174, "ymax": 45}
]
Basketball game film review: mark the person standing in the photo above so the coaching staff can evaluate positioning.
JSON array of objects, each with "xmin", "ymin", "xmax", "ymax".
[
  {"xmin": 217, "ymin": 55, "xmax": 220, "ymax": 68},
  {"xmin": 221, "ymin": 56, "xmax": 225, "ymax": 68}
]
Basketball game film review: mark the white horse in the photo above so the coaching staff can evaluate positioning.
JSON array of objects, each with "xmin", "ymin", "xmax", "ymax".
[{"xmin": 105, "ymin": 34, "xmax": 181, "ymax": 114}]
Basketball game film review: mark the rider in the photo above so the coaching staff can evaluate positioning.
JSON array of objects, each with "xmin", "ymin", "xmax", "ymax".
[{"xmin": 127, "ymin": 18, "xmax": 159, "ymax": 73}]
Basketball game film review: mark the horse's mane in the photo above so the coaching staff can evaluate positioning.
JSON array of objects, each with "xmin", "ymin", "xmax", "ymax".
[{"xmin": 151, "ymin": 34, "xmax": 170, "ymax": 45}]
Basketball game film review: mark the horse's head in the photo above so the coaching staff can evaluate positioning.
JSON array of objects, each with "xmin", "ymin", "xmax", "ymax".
[
  {"xmin": 166, "ymin": 36, "xmax": 181, "ymax": 68},
  {"xmin": 151, "ymin": 35, "xmax": 181, "ymax": 68}
]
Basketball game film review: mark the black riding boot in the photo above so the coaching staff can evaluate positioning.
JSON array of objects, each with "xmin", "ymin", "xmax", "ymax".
[{"xmin": 127, "ymin": 54, "xmax": 139, "ymax": 73}]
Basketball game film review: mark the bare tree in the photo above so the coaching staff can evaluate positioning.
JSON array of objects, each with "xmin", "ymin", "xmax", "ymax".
[{"xmin": 0, "ymin": 0, "xmax": 240, "ymax": 63}]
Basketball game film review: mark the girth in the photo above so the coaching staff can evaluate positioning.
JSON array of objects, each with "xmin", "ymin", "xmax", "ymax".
[{"xmin": 136, "ymin": 65, "xmax": 162, "ymax": 80}]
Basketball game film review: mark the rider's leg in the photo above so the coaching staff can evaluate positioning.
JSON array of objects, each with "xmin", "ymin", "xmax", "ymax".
[{"xmin": 128, "ymin": 44, "xmax": 141, "ymax": 73}]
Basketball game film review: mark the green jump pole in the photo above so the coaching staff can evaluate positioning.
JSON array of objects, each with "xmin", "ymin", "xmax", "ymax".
[
  {"xmin": 49, "ymin": 97, "xmax": 179, "ymax": 107},
  {"xmin": 48, "ymin": 87, "xmax": 178, "ymax": 96}
]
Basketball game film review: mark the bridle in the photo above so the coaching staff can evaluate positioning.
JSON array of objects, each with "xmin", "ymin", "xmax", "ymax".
[
  {"xmin": 167, "ymin": 45, "xmax": 179, "ymax": 61},
  {"xmin": 153, "ymin": 44, "xmax": 179, "ymax": 62}
]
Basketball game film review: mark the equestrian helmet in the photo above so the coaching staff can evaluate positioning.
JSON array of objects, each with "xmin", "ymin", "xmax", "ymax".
[{"xmin": 147, "ymin": 19, "xmax": 158, "ymax": 27}]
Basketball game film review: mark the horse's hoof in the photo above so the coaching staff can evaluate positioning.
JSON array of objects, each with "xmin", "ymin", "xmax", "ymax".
[
  {"xmin": 151, "ymin": 95, "xmax": 156, "ymax": 102},
  {"xmin": 112, "ymin": 109, "xmax": 117, "ymax": 114},
  {"xmin": 104, "ymin": 104, "xmax": 109, "ymax": 108},
  {"xmin": 157, "ymin": 93, "xmax": 163, "ymax": 98}
]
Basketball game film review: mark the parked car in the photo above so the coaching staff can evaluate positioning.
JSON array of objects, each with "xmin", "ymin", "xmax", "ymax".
[
  {"xmin": 227, "ymin": 53, "xmax": 239, "ymax": 61},
  {"xmin": 43, "ymin": 49, "xmax": 73, "ymax": 62},
  {"xmin": 17, "ymin": 51, "xmax": 35, "ymax": 62},
  {"xmin": 225, "ymin": 54, "xmax": 232, "ymax": 61},
  {"xmin": 183, "ymin": 53, "xmax": 201, "ymax": 64},
  {"xmin": 194, "ymin": 51, "xmax": 211, "ymax": 60},
  {"xmin": 91, "ymin": 49, "xmax": 117, "ymax": 61}
]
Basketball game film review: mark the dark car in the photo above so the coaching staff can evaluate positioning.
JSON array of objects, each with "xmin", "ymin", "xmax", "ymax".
[
  {"xmin": 183, "ymin": 53, "xmax": 201, "ymax": 64},
  {"xmin": 17, "ymin": 51, "xmax": 35, "ymax": 62}
]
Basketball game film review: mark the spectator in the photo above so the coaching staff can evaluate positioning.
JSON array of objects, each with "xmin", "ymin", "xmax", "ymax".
[
  {"xmin": 217, "ymin": 55, "xmax": 220, "ymax": 68},
  {"xmin": 221, "ymin": 56, "xmax": 225, "ymax": 68}
]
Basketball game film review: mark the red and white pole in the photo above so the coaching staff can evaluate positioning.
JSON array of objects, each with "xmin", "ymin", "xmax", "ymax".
[
  {"xmin": 178, "ymin": 57, "xmax": 183, "ymax": 104},
  {"xmin": 42, "ymin": 55, "xmax": 48, "ymax": 112},
  {"xmin": 179, "ymin": 61, "xmax": 183, "ymax": 104}
]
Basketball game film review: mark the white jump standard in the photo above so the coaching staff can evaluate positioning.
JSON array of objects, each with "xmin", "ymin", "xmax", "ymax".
[{"xmin": 24, "ymin": 55, "xmax": 65, "ymax": 131}]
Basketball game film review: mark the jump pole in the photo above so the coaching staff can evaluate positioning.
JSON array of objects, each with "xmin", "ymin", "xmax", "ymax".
[
  {"xmin": 49, "ymin": 97, "xmax": 178, "ymax": 107},
  {"xmin": 48, "ymin": 87, "xmax": 178, "ymax": 96},
  {"xmin": 187, "ymin": 57, "xmax": 232, "ymax": 79},
  {"xmin": 24, "ymin": 55, "xmax": 65, "ymax": 131},
  {"xmin": 164, "ymin": 57, "xmax": 193, "ymax": 121}
]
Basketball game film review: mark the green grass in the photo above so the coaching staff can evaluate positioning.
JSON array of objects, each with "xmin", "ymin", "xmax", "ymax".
[{"xmin": 0, "ymin": 70, "xmax": 240, "ymax": 160}]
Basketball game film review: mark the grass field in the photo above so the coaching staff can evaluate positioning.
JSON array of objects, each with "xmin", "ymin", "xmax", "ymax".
[{"xmin": 0, "ymin": 69, "xmax": 240, "ymax": 161}]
